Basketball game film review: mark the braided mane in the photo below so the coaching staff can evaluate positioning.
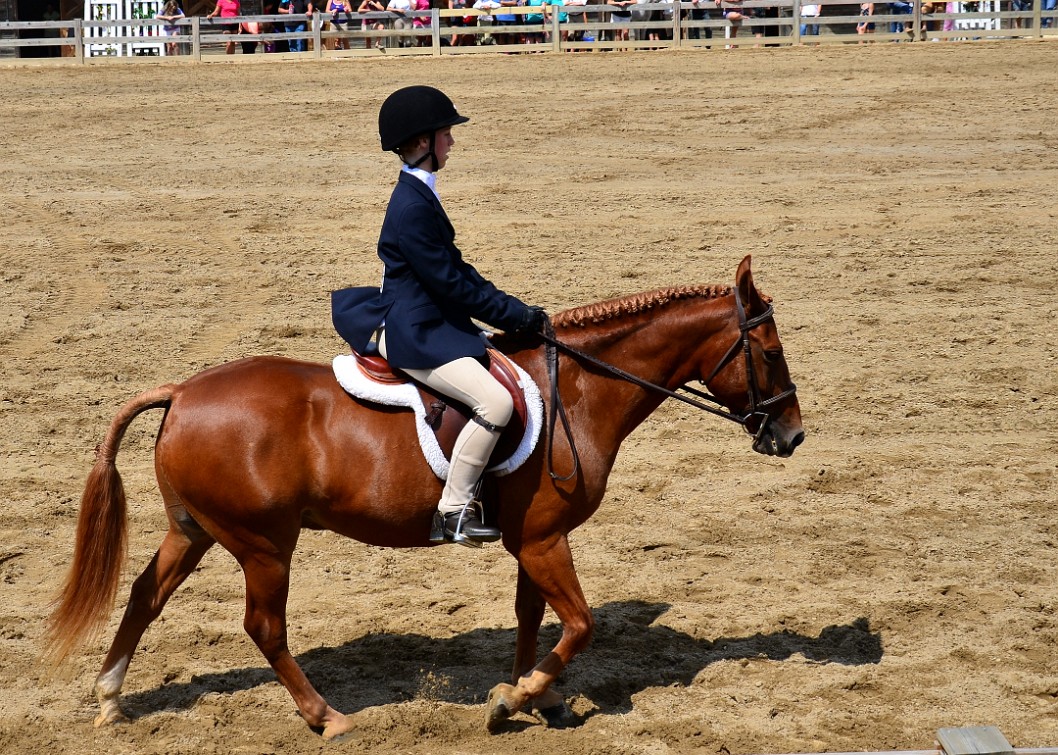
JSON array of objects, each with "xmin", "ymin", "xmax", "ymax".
[{"xmin": 553, "ymin": 284, "xmax": 733, "ymax": 329}]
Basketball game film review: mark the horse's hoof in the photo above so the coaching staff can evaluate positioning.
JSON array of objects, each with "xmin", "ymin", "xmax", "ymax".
[
  {"xmin": 93, "ymin": 705, "xmax": 129, "ymax": 728},
  {"xmin": 485, "ymin": 683, "xmax": 516, "ymax": 733},
  {"xmin": 323, "ymin": 728, "xmax": 357, "ymax": 744},
  {"xmin": 532, "ymin": 700, "xmax": 579, "ymax": 729},
  {"xmin": 319, "ymin": 712, "xmax": 357, "ymax": 743}
]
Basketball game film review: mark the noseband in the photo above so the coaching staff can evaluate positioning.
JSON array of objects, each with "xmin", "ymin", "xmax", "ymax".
[
  {"xmin": 538, "ymin": 287, "xmax": 797, "ymax": 481},
  {"xmin": 699, "ymin": 287, "xmax": 799, "ymax": 441}
]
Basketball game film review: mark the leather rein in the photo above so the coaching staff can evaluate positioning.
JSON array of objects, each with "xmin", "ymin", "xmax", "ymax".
[{"xmin": 538, "ymin": 287, "xmax": 797, "ymax": 482}]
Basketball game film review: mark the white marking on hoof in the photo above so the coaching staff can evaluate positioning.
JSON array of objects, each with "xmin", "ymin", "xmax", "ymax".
[
  {"xmin": 485, "ymin": 683, "xmax": 517, "ymax": 733},
  {"xmin": 94, "ymin": 702, "xmax": 129, "ymax": 728}
]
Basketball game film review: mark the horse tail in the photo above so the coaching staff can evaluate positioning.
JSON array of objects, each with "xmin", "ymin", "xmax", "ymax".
[{"xmin": 44, "ymin": 383, "xmax": 177, "ymax": 667}]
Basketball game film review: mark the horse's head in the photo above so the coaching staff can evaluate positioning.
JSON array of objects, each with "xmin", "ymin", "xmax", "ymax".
[{"xmin": 701, "ymin": 256, "xmax": 804, "ymax": 458}]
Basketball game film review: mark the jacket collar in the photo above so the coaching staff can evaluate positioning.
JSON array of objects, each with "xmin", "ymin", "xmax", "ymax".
[{"xmin": 397, "ymin": 170, "xmax": 454, "ymax": 235}]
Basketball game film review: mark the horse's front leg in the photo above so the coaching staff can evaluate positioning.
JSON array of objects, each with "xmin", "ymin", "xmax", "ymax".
[
  {"xmin": 511, "ymin": 565, "xmax": 567, "ymax": 722},
  {"xmin": 488, "ymin": 534, "xmax": 591, "ymax": 732},
  {"xmin": 512, "ymin": 565, "xmax": 544, "ymax": 679}
]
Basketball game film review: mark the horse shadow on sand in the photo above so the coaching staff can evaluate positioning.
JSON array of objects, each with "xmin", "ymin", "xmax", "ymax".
[{"xmin": 119, "ymin": 601, "xmax": 882, "ymax": 724}]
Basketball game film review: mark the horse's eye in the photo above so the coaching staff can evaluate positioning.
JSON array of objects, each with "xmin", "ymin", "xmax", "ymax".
[{"xmin": 763, "ymin": 349, "xmax": 783, "ymax": 364}]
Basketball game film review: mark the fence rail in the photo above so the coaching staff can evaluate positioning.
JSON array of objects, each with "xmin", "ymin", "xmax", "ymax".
[{"xmin": 1, "ymin": 0, "xmax": 1055, "ymax": 62}]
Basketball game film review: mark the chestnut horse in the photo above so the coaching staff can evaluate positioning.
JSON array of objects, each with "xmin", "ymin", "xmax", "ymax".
[{"xmin": 46, "ymin": 256, "xmax": 803, "ymax": 740}]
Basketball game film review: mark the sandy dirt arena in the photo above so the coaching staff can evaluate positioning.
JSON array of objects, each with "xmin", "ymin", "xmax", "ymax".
[{"xmin": 2, "ymin": 41, "xmax": 1057, "ymax": 755}]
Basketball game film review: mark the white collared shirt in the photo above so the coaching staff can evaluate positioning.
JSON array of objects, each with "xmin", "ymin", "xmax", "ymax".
[{"xmin": 401, "ymin": 164, "xmax": 439, "ymax": 200}]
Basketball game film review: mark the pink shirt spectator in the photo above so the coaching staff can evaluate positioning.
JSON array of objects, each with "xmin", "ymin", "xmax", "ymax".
[
  {"xmin": 412, "ymin": 0, "xmax": 430, "ymax": 28},
  {"xmin": 215, "ymin": 0, "xmax": 240, "ymax": 17}
]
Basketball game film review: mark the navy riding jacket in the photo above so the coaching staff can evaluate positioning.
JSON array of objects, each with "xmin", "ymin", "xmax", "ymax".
[{"xmin": 332, "ymin": 171, "xmax": 531, "ymax": 370}]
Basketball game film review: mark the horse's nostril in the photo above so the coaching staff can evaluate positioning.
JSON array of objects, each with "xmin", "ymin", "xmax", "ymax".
[{"xmin": 790, "ymin": 431, "xmax": 805, "ymax": 449}]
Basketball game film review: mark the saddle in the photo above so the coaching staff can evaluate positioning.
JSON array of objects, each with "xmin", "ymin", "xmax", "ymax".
[{"xmin": 351, "ymin": 348, "xmax": 530, "ymax": 468}]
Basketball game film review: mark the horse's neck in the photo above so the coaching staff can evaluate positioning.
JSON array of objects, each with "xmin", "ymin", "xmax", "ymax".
[{"xmin": 559, "ymin": 297, "xmax": 731, "ymax": 448}]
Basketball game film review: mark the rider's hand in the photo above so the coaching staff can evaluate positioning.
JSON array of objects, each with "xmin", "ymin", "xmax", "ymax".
[{"xmin": 518, "ymin": 306, "xmax": 549, "ymax": 333}]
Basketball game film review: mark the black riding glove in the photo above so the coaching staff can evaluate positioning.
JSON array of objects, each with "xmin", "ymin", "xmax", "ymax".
[{"xmin": 517, "ymin": 305, "xmax": 549, "ymax": 333}]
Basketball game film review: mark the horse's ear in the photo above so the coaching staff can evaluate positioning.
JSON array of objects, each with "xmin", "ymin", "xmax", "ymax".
[
  {"xmin": 735, "ymin": 255, "xmax": 752, "ymax": 289},
  {"xmin": 735, "ymin": 255, "xmax": 764, "ymax": 314}
]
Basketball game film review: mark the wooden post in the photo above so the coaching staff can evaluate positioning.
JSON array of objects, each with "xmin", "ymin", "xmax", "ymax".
[
  {"xmin": 1031, "ymin": 0, "xmax": 1042, "ymax": 36},
  {"xmin": 551, "ymin": 7, "xmax": 561, "ymax": 51},
  {"xmin": 74, "ymin": 18, "xmax": 85, "ymax": 62},
  {"xmin": 431, "ymin": 8, "xmax": 440, "ymax": 54},
  {"xmin": 191, "ymin": 15, "xmax": 201, "ymax": 60},
  {"xmin": 672, "ymin": 0, "xmax": 682, "ymax": 45},
  {"xmin": 313, "ymin": 11, "xmax": 322, "ymax": 56},
  {"xmin": 792, "ymin": 0, "xmax": 801, "ymax": 43},
  {"xmin": 912, "ymin": 0, "xmax": 921, "ymax": 40}
]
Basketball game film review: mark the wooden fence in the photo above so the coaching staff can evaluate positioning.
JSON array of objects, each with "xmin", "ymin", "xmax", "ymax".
[{"xmin": 1, "ymin": 0, "xmax": 1056, "ymax": 62}]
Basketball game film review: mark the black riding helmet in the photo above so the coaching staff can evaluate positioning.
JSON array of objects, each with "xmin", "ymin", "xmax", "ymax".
[{"xmin": 378, "ymin": 86, "xmax": 469, "ymax": 166}]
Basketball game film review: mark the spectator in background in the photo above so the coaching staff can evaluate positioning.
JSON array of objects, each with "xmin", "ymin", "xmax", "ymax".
[
  {"xmin": 326, "ymin": 0, "xmax": 353, "ymax": 49},
  {"xmin": 1043, "ymin": 0, "xmax": 1056, "ymax": 27},
  {"xmin": 206, "ymin": 0, "xmax": 240, "ymax": 54},
  {"xmin": 631, "ymin": 0, "xmax": 663, "ymax": 44},
  {"xmin": 241, "ymin": 17, "xmax": 260, "ymax": 51},
  {"xmin": 717, "ymin": 0, "xmax": 761, "ymax": 46},
  {"xmin": 279, "ymin": 0, "xmax": 313, "ymax": 53},
  {"xmin": 1009, "ymin": 0, "xmax": 1029, "ymax": 29},
  {"xmin": 524, "ymin": 0, "xmax": 545, "ymax": 37},
  {"xmin": 260, "ymin": 0, "xmax": 287, "ymax": 51},
  {"xmin": 942, "ymin": 1, "xmax": 955, "ymax": 34},
  {"xmin": 544, "ymin": 0, "xmax": 569, "ymax": 41},
  {"xmin": 800, "ymin": 0, "xmax": 820, "ymax": 39},
  {"xmin": 359, "ymin": 0, "xmax": 387, "ymax": 48},
  {"xmin": 448, "ymin": 0, "xmax": 474, "ymax": 45},
  {"xmin": 412, "ymin": 0, "xmax": 431, "ymax": 45},
  {"xmin": 916, "ymin": 0, "xmax": 939, "ymax": 36},
  {"xmin": 41, "ymin": 2, "xmax": 62, "ymax": 56},
  {"xmin": 387, "ymin": 0, "xmax": 415, "ymax": 46},
  {"xmin": 472, "ymin": 0, "xmax": 500, "ymax": 43},
  {"xmin": 607, "ymin": 0, "xmax": 634, "ymax": 42},
  {"xmin": 156, "ymin": 0, "xmax": 185, "ymax": 55},
  {"xmin": 42, "ymin": 2, "xmax": 60, "ymax": 30},
  {"xmin": 562, "ymin": 0, "xmax": 588, "ymax": 41},
  {"xmin": 495, "ymin": 0, "xmax": 522, "ymax": 44},
  {"xmin": 525, "ymin": 0, "xmax": 548, "ymax": 42},
  {"xmin": 889, "ymin": 0, "xmax": 913, "ymax": 37},
  {"xmin": 856, "ymin": 1, "xmax": 874, "ymax": 39},
  {"xmin": 684, "ymin": 0, "xmax": 713, "ymax": 41}
]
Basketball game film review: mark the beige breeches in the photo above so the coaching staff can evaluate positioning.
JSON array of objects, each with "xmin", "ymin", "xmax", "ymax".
[{"xmin": 378, "ymin": 331, "xmax": 513, "ymax": 514}]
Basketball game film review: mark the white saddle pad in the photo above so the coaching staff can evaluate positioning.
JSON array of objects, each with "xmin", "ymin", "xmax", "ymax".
[{"xmin": 332, "ymin": 354, "xmax": 543, "ymax": 480}]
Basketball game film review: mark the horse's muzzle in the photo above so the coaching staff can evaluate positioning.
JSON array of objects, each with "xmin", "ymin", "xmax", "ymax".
[{"xmin": 752, "ymin": 426, "xmax": 805, "ymax": 458}]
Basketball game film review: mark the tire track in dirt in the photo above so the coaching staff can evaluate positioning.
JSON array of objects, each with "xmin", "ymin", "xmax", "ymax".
[
  {"xmin": 1, "ymin": 197, "xmax": 108, "ymax": 358},
  {"xmin": 171, "ymin": 216, "xmax": 273, "ymax": 368}
]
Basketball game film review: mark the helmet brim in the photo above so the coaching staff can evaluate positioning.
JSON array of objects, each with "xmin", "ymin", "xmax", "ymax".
[{"xmin": 381, "ymin": 115, "xmax": 469, "ymax": 152}]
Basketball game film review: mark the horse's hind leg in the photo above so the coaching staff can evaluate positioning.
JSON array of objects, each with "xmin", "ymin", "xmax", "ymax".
[
  {"xmin": 238, "ymin": 549, "xmax": 354, "ymax": 741},
  {"xmin": 94, "ymin": 514, "xmax": 215, "ymax": 726}
]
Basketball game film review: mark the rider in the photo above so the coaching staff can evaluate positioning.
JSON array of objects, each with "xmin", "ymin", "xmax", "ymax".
[{"xmin": 332, "ymin": 85, "xmax": 548, "ymax": 547}]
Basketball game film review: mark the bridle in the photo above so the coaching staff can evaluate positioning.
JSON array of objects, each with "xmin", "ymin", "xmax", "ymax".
[{"xmin": 538, "ymin": 287, "xmax": 797, "ymax": 482}]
